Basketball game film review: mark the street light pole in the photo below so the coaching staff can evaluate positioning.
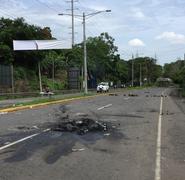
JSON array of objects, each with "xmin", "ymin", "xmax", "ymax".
[
  {"xmin": 71, "ymin": 0, "xmax": 74, "ymax": 47},
  {"xmin": 140, "ymin": 63, "xmax": 142, "ymax": 87},
  {"xmin": 58, "ymin": 10, "xmax": 111, "ymax": 94},
  {"xmin": 132, "ymin": 54, "xmax": 134, "ymax": 87},
  {"xmin": 83, "ymin": 12, "xmax": 88, "ymax": 94}
]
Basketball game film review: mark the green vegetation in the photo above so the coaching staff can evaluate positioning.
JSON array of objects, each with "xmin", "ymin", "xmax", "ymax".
[
  {"xmin": 0, "ymin": 17, "xmax": 162, "ymax": 92},
  {"xmin": 10, "ymin": 92, "xmax": 96, "ymax": 108},
  {"xmin": 163, "ymin": 60, "xmax": 185, "ymax": 96}
]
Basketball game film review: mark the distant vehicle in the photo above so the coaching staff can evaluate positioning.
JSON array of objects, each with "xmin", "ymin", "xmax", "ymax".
[{"xmin": 97, "ymin": 82, "xmax": 109, "ymax": 93}]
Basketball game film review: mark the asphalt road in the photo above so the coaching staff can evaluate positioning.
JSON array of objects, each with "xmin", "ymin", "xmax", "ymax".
[{"xmin": 0, "ymin": 87, "xmax": 185, "ymax": 180}]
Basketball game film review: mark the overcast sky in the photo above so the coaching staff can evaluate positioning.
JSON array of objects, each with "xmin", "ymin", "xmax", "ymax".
[{"xmin": 1, "ymin": 0, "xmax": 185, "ymax": 65}]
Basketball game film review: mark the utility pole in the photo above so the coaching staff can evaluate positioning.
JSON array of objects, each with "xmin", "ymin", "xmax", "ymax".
[
  {"xmin": 66, "ymin": 0, "xmax": 76, "ymax": 46},
  {"xmin": 132, "ymin": 54, "xmax": 134, "ymax": 87},
  {"xmin": 140, "ymin": 63, "xmax": 142, "ymax": 87},
  {"xmin": 136, "ymin": 50, "xmax": 139, "ymax": 58},
  {"xmin": 71, "ymin": 0, "xmax": 74, "ymax": 46},
  {"xmin": 83, "ymin": 12, "xmax": 87, "ymax": 94},
  {"xmin": 38, "ymin": 61, "xmax": 42, "ymax": 92},
  {"xmin": 58, "ymin": 10, "xmax": 111, "ymax": 94},
  {"xmin": 154, "ymin": 52, "xmax": 157, "ymax": 64},
  {"xmin": 52, "ymin": 59, "xmax": 55, "ymax": 90},
  {"xmin": 11, "ymin": 64, "xmax": 14, "ymax": 93}
]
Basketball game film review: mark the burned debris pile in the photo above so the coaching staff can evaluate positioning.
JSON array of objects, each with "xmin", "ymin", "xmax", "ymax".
[{"xmin": 51, "ymin": 118, "xmax": 108, "ymax": 135}]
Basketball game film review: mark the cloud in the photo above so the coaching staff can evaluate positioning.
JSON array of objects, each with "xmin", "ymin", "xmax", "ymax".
[
  {"xmin": 156, "ymin": 31, "xmax": 185, "ymax": 44},
  {"xmin": 130, "ymin": 8, "xmax": 146, "ymax": 19},
  {"xmin": 88, "ymin": 5, "xmax": 109, "ymax": 11},
  {"xmin": 128, "ymin": 38, "xmax": 145, "ymax": 47}
]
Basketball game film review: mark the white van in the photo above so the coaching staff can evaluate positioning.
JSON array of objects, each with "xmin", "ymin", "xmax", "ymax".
[{"xmin": 97, "ymin": 82, "xmax": 109, "ymax": 93}]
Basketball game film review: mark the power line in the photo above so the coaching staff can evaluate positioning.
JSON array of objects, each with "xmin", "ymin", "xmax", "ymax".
[
  {"xmin": 0, "ymin": 9, "xmax": 16, "ymax": 19},
  {"xmin": 34, "ymin": 0, "xmax": 60, "ymax": 13},
  {"xmin": 65, "ymin": 0, "xmax": 79, "ymax": 46},
  {"xmin": 76, "ymin": 1, "xmax": 108, "ymax": 36}
]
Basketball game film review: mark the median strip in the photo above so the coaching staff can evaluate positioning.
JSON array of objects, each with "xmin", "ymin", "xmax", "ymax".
[{"xmin": 0, "ymin": 94, "xmax": 107, "ymax": 113}]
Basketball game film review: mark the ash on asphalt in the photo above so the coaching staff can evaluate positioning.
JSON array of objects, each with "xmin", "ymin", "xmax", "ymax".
[
  {"xmin": 50, "ymin": 118, "xmax": 108, "ymax": 135},
  {"xmin": 49, "ymin": 105, "xmax": 121, "ymax": 136},
  {"xmin": 1, "ymin": 105, "xmax": 125, "ymax": 164}
]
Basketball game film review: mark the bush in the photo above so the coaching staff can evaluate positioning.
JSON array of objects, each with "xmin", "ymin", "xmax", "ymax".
[{"xmin": 42, "ymin": 76, "xmax": 65, "ymax": 90}]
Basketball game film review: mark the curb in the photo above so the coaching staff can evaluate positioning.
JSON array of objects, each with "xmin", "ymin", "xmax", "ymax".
[{"xmin": 0, "ymin": 94, "xmax": 107, "ymax": 113}]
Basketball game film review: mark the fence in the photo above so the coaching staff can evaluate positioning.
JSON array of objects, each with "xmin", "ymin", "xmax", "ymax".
[{"xmin": 0, "ymin": 64, "xmax": 13, "ymax": 93}]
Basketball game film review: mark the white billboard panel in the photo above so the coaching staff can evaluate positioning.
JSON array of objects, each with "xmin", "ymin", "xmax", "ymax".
[
  {"xmin": 13, "ymin": 40, "xmax": 36, "ymax": 51},
  {"xmin": 13, "ymin": 40, "xmax": 71, "ymax": 51}
]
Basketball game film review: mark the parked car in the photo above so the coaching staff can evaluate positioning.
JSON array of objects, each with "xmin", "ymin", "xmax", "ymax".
[{"xmin": 97, "ymin": 82, "xmax": 109, "ymax": 93}]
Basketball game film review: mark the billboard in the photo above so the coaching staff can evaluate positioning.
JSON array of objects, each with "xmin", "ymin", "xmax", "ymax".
[{"xmin": 13, "ymin": 40, "xmax": 71, "ymax": 51}]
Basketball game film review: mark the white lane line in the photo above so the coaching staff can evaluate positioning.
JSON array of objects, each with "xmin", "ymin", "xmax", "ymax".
[
  {"xmin": 154, "ymin": 95, "xmax": 163, "ymax": 180},
  {"xmin": 43, "ymin": 128, "xmax": 51, "ymax": 132},
  {"xmin": 97, "ymin": 104, "xmax": 112, "ymax": 111},
  {"xmin": 0, "ymin": 129, "xmax": 50, "ymax": 151}
]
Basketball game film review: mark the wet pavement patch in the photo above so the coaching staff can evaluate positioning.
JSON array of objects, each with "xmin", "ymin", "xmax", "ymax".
[
  {"xmin": 1, "ymin": 105, "xmax": 125, "ymax": 164},
  {"xmin": 136, "ymin": 109, "xmax": 158, "ymax": 113},
  {"xmin": 2, "ymin": 129, "xmax": 124, "ymax": 164},
  {"xmin": 100, "ymin": 113, "xmax": 144, "ymax": 118}
]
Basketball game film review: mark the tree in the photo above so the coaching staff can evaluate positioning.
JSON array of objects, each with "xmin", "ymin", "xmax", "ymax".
[
  {"xmin": 0, "ymin": 43, "xmax": 13, "ymax": 64},
  {"xmin": 41, "ymin": 51, "xmax": 65, "ymax": 77},
  {"xmin": 163, "ymin": 60, "xmax": 184, "ymax": 84},
  {"xmin": 0, "ymin": 17, "xmax": 53, "ymax": 66},
  {"xmin": 85, "ymin": 32, "xmax": 126, "ymax": 82},
  {"xmin": 127, "ymin": 57, "xmax": 162, "ymax": 85}
]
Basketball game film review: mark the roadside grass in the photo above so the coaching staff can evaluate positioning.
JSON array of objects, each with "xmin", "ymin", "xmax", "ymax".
[
  {"xmin": 0, "ymin": 86, "xmax": 151, "ymax": 110},
  {"xmin": 9, "ymin": 93, "xmax": 96, "ymax": 108},
  {"xmin": 182, "ymin": 90, "xmax": 185, "ymax": 97},
  {"xmin": 0, "ymin": 96, "xmax": 8, "ymax": 101}
]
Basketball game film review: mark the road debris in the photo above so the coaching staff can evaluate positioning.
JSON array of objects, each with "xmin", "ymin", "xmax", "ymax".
[
  {"xmin": 72, "ymin": 148, "xmax": 85, "ymax": 152},
  {"xmin": 4, "ymin": 142, "xmax": 10, "ymax": 145},
  {"xmin": 128, "ymin": 93, "xmax": 138, "ymax": 97},
  {"xmin": 75, "ymin": 113, "xmax": 88, "ymax": 117},
  {"xmin": 32, "ymin": 125, "xmax": 39, "ymax": 129},
  {"xmin": 51, "ymin": 118, "xmax": 108, "ymax": 135},
  {"xmin": 104, "ymin": 133, "xmax": 110, "ymax": 136},
  {"xmin": 109, "ymin": 93, "xmax": 118, "ymax": 96},
  {"xmin": 17, "ymin": 125, "xmax": 39, "ymax": 131}
]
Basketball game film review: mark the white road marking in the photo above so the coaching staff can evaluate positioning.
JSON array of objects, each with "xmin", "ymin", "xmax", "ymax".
[
  {"xmin": 97, "ymin": 104, "xmax": 112, "ymax": 111},
  {"xmin": 124, "ymin": 97, "xmax": 130, "ymax": 100},
  {"xmin": 72, "ymin": 148, "xmax": 85, "ymax": 152},
  {"xmin": 43, "ymin": 128, "xmax": 51, "ymax": 132},
  {"xmin": 0, "ymin": 129, "xmax": 50, "ymax": 151},
  {"xmin": 0, "ymin": 133, "xmax": 39, "ymax": 151},
  {"xmin": 154, "ymin": 95, "xmax": 163, "ymax": 180}
]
